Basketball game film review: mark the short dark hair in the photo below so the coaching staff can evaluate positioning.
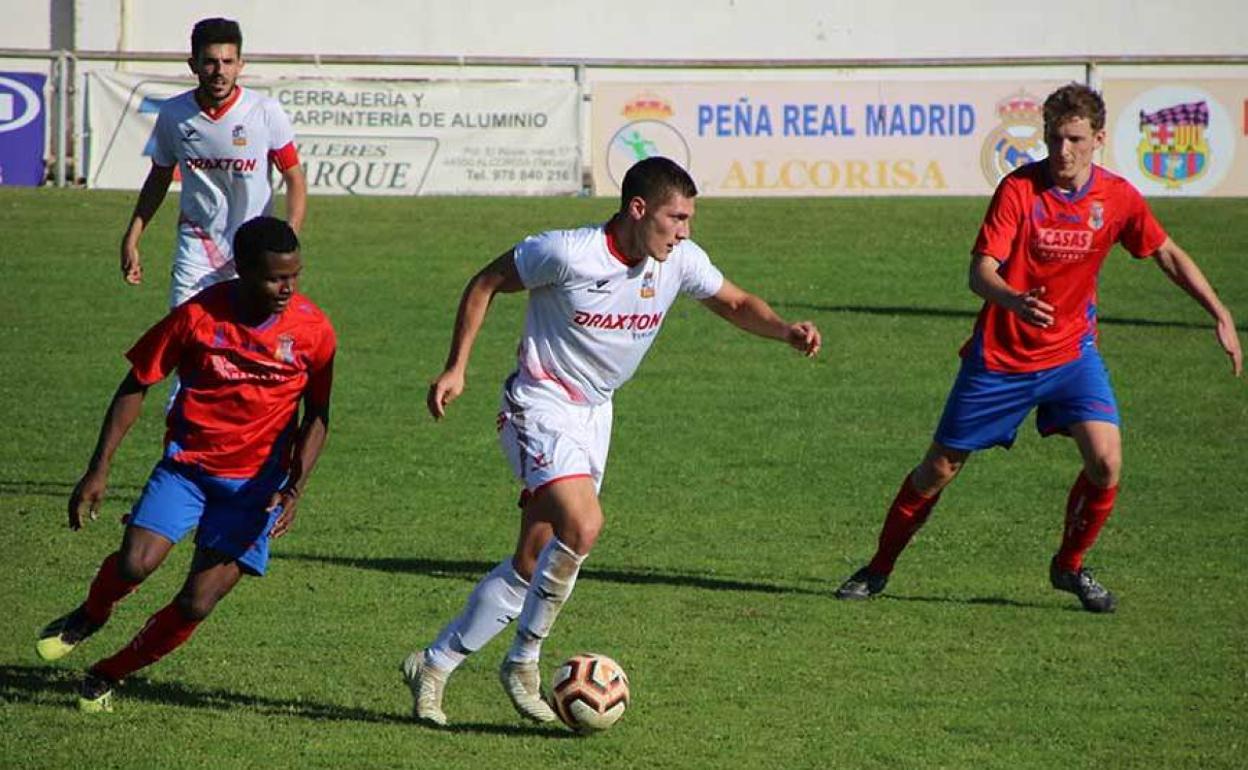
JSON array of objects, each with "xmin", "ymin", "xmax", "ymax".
[
  {"xmin": 1044, "ymin": 83, "xmax": 1106, "ymax": 134},
  {"xmin": 620, "ymin": 156, "xmax": 697, "ymax": 210},
  {"xmin": 191, "ymin": 18, "xmax": 242, "ymax": 59},
  {"xmin": 233, "ymin": 216, "xmax": 298, "ymax": 273}
]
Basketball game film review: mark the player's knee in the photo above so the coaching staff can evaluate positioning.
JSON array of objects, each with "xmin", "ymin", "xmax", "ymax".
[
  {"xmin": 175, "ymin": 590, "xmax": 221, "ymax": 622},
  {"xmin": 118, "ymin": 550, "xmax": 160, "ymax": 583},
  {"xmin": 1085, "ymin": 454, "xmax": 1121, "ymax": 488},
  {"xmin": 560, "ymin": 515, "xmax": 603, "ymax": 556},
  {"xmin": 916, "ymin": 455, "xmax": 962, "ymax": 491}
]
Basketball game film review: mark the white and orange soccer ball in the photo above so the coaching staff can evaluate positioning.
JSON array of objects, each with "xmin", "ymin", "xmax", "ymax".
[{"xmin": 550, "ymin": 653, "xmax": 630, "ymax": 733}]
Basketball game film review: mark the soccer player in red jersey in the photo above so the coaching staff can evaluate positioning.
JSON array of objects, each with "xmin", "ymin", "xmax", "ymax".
[
  {"xmin": 836, "ymin": 83, "xmax": 1241, "ymax": 612},
  {"xmin": 36, "ymin": 217, "xmax": 336, "ymax": 711}
]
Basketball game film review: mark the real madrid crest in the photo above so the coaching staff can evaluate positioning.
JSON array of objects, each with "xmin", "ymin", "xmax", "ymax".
[{"xmin": 980, "ymin": 90, "xmax": 1047, "ymax": 187}]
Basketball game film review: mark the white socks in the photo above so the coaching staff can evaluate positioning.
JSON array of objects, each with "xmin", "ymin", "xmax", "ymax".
[
  {"xmin": 506, "ymin": 538, "xmax": 585, "ymax": 664},
  {"xmin": 424, "ymin": 559, "xmax": 529, "ymax": 672}
]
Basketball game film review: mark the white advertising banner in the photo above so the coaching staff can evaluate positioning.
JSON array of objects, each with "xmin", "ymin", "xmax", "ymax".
[
  {"xmin": 87, "ymin": 72, "xmax": 580, "ymax": 195},
  {"xmin": 591, "ymin": 81, "xmax": 1073, "ymax": 197}
]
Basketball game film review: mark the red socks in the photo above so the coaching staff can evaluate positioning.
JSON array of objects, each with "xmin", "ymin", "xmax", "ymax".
[
  {"xmin": 1055, "ymin": 472, "xmax": 1118, "ymax": 573},
  {"xmin": 83, "ymin": 552, "xmax": 142, "ymax": 625},
  {"xmin": 90, "ymin": 603, "xmax": 201, "ymax": 683},
  {"xmin": 867, "ymin": 475, "xmax": 942, "ymax": 575}
]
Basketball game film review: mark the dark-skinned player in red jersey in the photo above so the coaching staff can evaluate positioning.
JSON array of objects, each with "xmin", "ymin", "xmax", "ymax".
[
  {"xmin": 36, "ymin": 216, "xmax": 336, "ymax": 711},
  {"xmin": 836, "ymin": 83, "xmax": 1241, "ymax": 613}
]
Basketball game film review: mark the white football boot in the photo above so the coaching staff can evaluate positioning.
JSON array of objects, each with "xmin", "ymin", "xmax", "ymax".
[
  {"xmin": 499, "ymin": 658, "xmax": 557, "ymax": 723},
  {"xmin": 401, "ymin": 651, "xmax": 449, "ymax": 726}
]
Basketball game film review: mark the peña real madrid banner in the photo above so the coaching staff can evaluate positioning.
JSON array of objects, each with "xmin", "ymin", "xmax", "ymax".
[
  {"xmin": 1100, "ymin": 79, "xmax": 1248, "ymax": 197},
  {"xmin": 87, "ymin": 71, "xmax": 579, "ymax": 195},
  {"xmin": 592, "ymin": 80, "xmax": 1072, "ymax": 197}
]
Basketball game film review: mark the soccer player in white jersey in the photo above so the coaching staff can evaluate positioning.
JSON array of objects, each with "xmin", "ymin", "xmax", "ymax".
[
  {"xmin": 401, "ymin": 156, "xmax": 823, "ymax": 726},
  {"xmin": 119, "ymin": 17, "xmax": 307, "ymax": 308}
]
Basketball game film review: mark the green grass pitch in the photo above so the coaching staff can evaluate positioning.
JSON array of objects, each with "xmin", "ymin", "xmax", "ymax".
[{"xmin": 0, "ymin": 188, "xmax": 1244, "ymax": 768}]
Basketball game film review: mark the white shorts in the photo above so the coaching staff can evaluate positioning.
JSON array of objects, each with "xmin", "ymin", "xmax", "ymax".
[
  {"xmin": 497, "ymin": 378, "xmax": 613, "ymax": 501},
  {"xmin": 169, "ymin": 245, "xmax": 237, "ymax": 307}
]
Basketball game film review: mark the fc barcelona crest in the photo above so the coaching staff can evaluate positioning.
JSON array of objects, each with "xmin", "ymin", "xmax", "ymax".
[{"xmin": 1136, "ymin": 101, "xmax": 1209, "ymax": 188}]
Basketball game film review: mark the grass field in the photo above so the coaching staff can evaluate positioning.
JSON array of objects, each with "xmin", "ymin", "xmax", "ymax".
[{"xmin": 1, "ymin": 188, "xmax": 1244, "ymax": 769}]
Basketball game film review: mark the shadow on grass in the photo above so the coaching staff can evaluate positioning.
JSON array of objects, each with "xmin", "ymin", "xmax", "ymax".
[
  {"xmin": 0, "ymin": 664, "xmax": 567, "ymax": 737},
  {"xmin": 276, "ymin": 552, "xmax": 826, "ymax": 597},
  {"xmin": 0, "ymin": 478, "xmax": 144, "ymax": 500},
  {"xmin": 880, "ymin": 593, "xmax": 1078, "ymax": 611},
  {"xmin": 775, "ymin": 302, "xmax": 1220, "ymax": 332}
]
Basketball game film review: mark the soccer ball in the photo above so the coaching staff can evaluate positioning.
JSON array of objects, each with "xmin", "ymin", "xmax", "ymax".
[{"xmin": 550, "ymin": 653, "xmax": 630, "ymax": 733}]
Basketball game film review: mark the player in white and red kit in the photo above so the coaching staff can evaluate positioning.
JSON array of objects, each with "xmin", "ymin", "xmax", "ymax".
[
  {"xmin": 836, "ymin": 84, "xmax": 1242, "ymax": 612},
  {"xmin": 36, "ymin": 217, "xmax": 335, "ymax": 712},
  {"xmin": 401, "ymin": 157, "xmax": 822, "ymax": 726},
  {"xmin": 119, "ymin": 17, "xmax": 307, "ymax": 308}
]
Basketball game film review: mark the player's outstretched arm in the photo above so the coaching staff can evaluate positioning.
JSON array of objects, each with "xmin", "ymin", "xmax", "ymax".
[
  {"xmin": 1151, "ymin": 238, "xmax": 1243, "ymax": 376},
  {"xmin": 69, "ymin": 371, "xmax": 149, "ymax": 530},
  {"xmin": 969, "ymin": 253, "xmax": 1055, "ymax": 328},
  {"xmin": 700, "ymin": 278, "xmax": 821, "ymax": 357},
  {"xmin": 268, "ymin": 396, "xmax": 331, "ymax": 539},
  {"xmin": 281, "ymin": 164, "xmax": 308, "ymax": 235},
  {"xmin": 427, "ymin": 250, "xmax": 526, "ymax": 419},
  {"xmin": 119, "ymin": 163, "xmax": 175, "ymax": 286}
]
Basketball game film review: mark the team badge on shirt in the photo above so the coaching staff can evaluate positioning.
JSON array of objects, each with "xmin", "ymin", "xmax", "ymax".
[
  {"xmin": 1088, "ymin": 202, "xmax": 1104, "ymax": 230},
  {"xmin": 640, "ymin": 271, "xmax": 655, "ymax": 298},
  {"xmin": 232, "ymin": 125, "xmax": 248, "ymax": 147},
  {"xmin": 275, "ymin": 333, "xmax": 295, "ymax": 364}
]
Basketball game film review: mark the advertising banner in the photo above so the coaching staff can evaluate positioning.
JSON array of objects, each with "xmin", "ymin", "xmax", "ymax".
[
  {"xmin": 88, "ymin": 72, "xmax": 579, "ymax": 195},
  {"xmin": 0, "ymin": 72, "xmax": 47, "ymax": 186},
  {"xmin": 592, "ymin": 80, "xmax": 1073, "ymax": 197},
  {"xmin": 1101, "ymin": 78, "xmax": 1248, "ymax": 196}
]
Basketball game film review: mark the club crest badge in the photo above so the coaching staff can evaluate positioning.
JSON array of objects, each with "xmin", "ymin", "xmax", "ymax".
[
  {"xmin": 980, "ymin": 90, "xmax": 1047, "ymax": 187},
  {"xmin": 640, "ymin": 271, "xmax": 655, "ymax": 298},
  {"xmin": 1136, "ymin": 101, "xmax": 1208, "ymax": 188},
  {"xmin": 1088, "ymin": 201, "xmax": 1104, "ymax": 230},
  {"xmin": 232, "ymin": 124, "xmax": 248, "ymax": 147},
  {"xmin": 275, "ymin": 333, "xmax": 295, "ymax": 364}
]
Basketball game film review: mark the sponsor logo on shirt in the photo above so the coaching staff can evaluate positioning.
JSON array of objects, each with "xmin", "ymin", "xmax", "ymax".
[
  {"xmin": 181, "ymin": 126, "xmax": 200, "ymax": 142},
  {"xmin": 206, "ymin": 352, "xmax": 290, "ymax": 383},
  {"xmin": 185, "ymin": 157, "xmax": 259, "ymax": 172},
  {"xmin": 587, "ymin": 278, "xmax": 612, "ymax": 295},
  {"xmin": 572, "ymin": 310, "xmax": 663, "ymax": 331},
  {"xmin": 1033, "ymin": 227, "xmax": 1094, "ymax": 263}
]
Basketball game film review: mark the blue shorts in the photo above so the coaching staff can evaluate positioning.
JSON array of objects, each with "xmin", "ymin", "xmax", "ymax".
[
  {"xmin": 128, "ymin": 456, "xmax": 287, "ymax": 576},
  {"xmin": 934, "ymin": 343, "xmax": 1119, "ymax": 452}
]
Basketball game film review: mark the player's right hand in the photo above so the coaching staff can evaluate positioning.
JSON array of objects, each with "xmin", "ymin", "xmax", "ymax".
[
  {"xmin": 68, "ymin": 468, "xmax": 108, "ymax": 531},
  {"xmin": 1010, "ymin": 287, "xmax": 1055, "ymax": 328},
  {"xmin": 427, "ymin": 370, "xmax": 465, "ymax": 420},
  {"xmin": 120, "ymin": 243, "xmax": 143, "ymax": 285}
]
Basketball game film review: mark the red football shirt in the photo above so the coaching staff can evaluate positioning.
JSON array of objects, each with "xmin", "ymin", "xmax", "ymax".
[
  {"xmin": 969, "ymin": 163, "xmax": 1167, "ymax": 373},
  {"xmin": 126, "ymin": 281, "xmax": 336, "ymax": 477}
]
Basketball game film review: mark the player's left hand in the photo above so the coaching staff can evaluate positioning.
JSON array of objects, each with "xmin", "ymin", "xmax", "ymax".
[
  {"xmin": 267, "ymin": 488, "xmax": 301, "ymax": 538},
  {"xmin": 786, "ymin": 321, "xmax": 822, "ymax": 358},
  {"xmin": 1215, "ymin": 315, "xmax": 1243, "ymax": 376}
]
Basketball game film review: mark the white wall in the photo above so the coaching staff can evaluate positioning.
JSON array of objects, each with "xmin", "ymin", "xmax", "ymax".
[{"xmin": 2, "ymin": 0, "xmax": 1246, "ymax": 59}]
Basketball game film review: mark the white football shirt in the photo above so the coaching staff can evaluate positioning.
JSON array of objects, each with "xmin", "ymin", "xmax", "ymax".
[
  {"xmin": 509, "ymin": 221, "xmax": 724, "ymax": 406},
  {"xmin": 151, "ymin": 86, "xmax": 298, "ymax": 305}
]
